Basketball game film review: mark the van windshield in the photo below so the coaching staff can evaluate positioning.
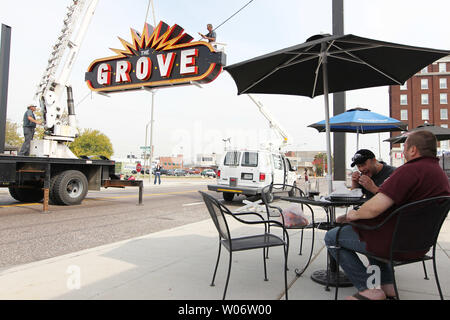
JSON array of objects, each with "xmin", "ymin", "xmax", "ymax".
[
  {"xmin": 224, "ymin": 151, "xmax": 241, "ymax": 166},
  {"xmin": 241, "ymin": 152, "xmax": 258, "ymax": 167}
]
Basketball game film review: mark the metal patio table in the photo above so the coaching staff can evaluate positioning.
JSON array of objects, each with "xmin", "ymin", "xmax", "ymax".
[{"xmin": 280, "ymin": 196, "xmax": 366, "ymax": 290}]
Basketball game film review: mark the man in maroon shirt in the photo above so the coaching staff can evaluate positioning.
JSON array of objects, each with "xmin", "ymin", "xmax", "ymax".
[{"xmin": 325, "ymin": 131, "xmax": 450, "ymax": 300}]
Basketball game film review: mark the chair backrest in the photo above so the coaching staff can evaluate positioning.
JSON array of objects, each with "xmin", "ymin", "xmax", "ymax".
[
  {"xmin": 391, "ymin": 196, "xmax": 450, "ymax": 254},
  {"xmin": 199, "ymin": 191, "xmax": 231, "ymax": 241},
  {"xmin": 261, "ymin": 183, "xmax": 305, "ymax": 212}
]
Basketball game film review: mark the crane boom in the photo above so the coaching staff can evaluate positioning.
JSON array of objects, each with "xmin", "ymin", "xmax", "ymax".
[
  {"xmin": 35, "ymin": 0, "xmax": 99, "ymax": 139},
  {"xmin": 247, "ymin": 94, "xmax": 290, "ymax": 149}
]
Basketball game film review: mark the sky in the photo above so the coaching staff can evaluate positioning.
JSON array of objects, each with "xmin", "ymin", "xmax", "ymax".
[{"xmin": 1, "ymin": 0, "xmax": 450, "ymax": 166}]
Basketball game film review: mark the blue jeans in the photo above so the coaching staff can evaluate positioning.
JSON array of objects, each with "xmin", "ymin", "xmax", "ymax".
[
  {"xmin": 154, "ymin": 172, "xmax": 161, "ymax": 184},
  {"xmin": 324, "ymin": 225, "xmax": 393, "ymax": 291}
]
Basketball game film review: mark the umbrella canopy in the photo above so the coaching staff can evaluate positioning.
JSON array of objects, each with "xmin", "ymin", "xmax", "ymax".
[
  {"xmin": 308, "ymin": 107, "xmax": 407, "ymax": 133},
  {"xmin": 384, "ymin": 123, "xmax": 450, "ymax": 144},
  {"xmin": 224, "ymin": 33, "xmax": 450, "ymax": 194},
  {"xmin": 308, "ymin": 107, "xmax": 407, "ymax": 150}
]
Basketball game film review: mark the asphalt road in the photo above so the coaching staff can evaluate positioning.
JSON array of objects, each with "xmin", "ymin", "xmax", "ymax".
[{"xmin": 0, "ymin": 178, "xmax": 246, "ymax": 270}]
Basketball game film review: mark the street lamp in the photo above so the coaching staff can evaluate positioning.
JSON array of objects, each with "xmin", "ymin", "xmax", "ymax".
[{"xmin": 222, "ymin": 137, "xmax": 231, "ymax": 151}]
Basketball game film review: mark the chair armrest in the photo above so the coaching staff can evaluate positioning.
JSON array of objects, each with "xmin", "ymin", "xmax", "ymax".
[
  {"xmin": 230, "ymin": 211, "xmax": 265, "ymax": 221},
  {"xmin": 267, "ymin": 205, "xmax": 283, "ymax": 213}
]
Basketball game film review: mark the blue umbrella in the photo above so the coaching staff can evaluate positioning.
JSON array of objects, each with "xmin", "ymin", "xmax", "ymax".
[{"xmin": 308, "ymin": 107, "xmax": 407, "ymax": 150}]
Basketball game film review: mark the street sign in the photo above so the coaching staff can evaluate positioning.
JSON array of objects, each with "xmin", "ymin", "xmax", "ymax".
[
  {"xmin": 140, "ymin": 146, "xmax": 151, "ymax": 150},
  {"xmin": 136, "ymin": 163, "xmax": 142, "ymax": 172}
]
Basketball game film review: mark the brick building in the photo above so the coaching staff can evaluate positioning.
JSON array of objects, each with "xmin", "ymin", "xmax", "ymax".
[
  {"xmin": 159, "ymin": 154, "xmax": 183, "ymax": 169},
  {"xmin": 389, "ymin": 56, "xmax": 450, "ymax": 166}
]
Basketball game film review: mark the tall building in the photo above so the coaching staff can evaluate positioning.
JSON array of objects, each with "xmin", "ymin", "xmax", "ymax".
[{"xmin": 389, "ymin": 56, "xmax": 450, "ymax": 166}]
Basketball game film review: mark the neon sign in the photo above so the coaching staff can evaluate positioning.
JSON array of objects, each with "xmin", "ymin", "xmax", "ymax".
[{"xmin": 85, "ymin": 21, "xmax": 225, "ymax": 93}]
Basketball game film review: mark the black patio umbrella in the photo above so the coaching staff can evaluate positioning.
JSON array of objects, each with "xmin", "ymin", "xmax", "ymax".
[
  {"xmin": 384, "ymin": 123, "xmax": 450, "ymax": 144},
  {"xmin": 224, "ymin": 33, "xmax": 450, "ymax": 194}
]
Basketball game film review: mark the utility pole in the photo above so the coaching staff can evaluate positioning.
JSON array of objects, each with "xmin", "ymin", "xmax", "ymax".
[{"xmin": 332, "ymin": 0, "xmax": 346, "ymax": 181}]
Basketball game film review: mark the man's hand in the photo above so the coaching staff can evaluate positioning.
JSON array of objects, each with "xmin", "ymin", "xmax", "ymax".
[
  {"xmin": 351, "ymin": 171, "xmax": 361, "ymax": 188},
  {"xmin": 336, "ymin": 213, "xmax": 349, "ymax": 224},
  {"xmin": 358, "ymin": 175, "xmax": 378, "ymax": 194},
  {"xmin": 198, "ymin": 32, "xmax": 205, "ymax": 38}
]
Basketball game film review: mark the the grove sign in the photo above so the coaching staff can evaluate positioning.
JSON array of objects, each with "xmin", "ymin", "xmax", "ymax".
[{"xmin": 85, "ymin": 21, "xmax": 225, "ymax": 93}]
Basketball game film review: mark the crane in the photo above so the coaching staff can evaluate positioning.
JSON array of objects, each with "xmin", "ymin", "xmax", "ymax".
[
  {"xmin": 247, "ymin": 94, "xmax": 290, "ymax": 151},
  {"xmin": 32, "ymin": 0, "xmax": 99, "ymax": 158}
]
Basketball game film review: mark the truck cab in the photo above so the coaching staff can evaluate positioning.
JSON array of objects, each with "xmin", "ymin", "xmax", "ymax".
[{"xmin": 207, "ymin": 150, "xmax": 298, "ymax": 202}]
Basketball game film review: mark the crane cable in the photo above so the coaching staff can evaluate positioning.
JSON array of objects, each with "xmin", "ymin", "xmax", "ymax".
[{"xmin": 212, "ymin": 0, "xmax": 255, "ymax": 33}]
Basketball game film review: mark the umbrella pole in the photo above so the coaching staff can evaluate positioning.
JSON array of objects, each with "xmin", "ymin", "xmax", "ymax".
[
  {"xmin": 321, "ymin": 48, "xmax": 333, "ymax": 195},
  {"xmin": 357, "ymin": 129, "xmax": 359, "ymax": 150}
]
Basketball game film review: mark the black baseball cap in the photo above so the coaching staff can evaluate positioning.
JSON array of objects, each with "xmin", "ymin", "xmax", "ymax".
[{"xmin": 350, "ymin": 149, "xmax": 376, "ymax": 167}]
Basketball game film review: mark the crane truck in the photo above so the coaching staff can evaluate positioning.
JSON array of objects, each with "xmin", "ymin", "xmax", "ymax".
[{"xmin": 0, "ymin": 0, "xmax": 142, "ymax": 209}]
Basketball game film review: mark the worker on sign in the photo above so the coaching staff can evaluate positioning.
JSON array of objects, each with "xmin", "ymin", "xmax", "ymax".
[
  {"xmin": 18, "ymin": 104, "xmax": 42, "ymax": 156},
  {"xmin": 198, "ymin": 24, "xmax": 216, "ymax": 48}
]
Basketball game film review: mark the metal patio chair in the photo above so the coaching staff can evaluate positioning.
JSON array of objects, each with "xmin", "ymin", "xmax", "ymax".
[
  {"xmin": 333, "ymin": 196, "xmax": 450, "ymax": 300},
  {"xmin": 199, "ymin": 191, "xmax": 289, "ymax": 300},
  {"xmin": 261, "ymin": 183, "xmax": 316, "ymax": 276}
]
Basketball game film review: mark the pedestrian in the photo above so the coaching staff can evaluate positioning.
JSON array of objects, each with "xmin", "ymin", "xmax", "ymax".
[
  {"xmin": 304, "ymin": 168, "xmax": 308, "ymax": 182},
  {"xmin": 154, "ymin": 164, "xmax": 162, "ymax": 185},
  {"xmin": 18, "ymin": 104, "xmax": 42, "ymax": 156},
  {"xmin": 324, "ymin": 131, "xmax": 450, "ymax": 300},
  {"xmin": 350, "ymin": 149, "xmax": 396, "ymax": 199},
  {"xmin": 198, "ymin": 24, "xmax": 216, "ymax": 47}
]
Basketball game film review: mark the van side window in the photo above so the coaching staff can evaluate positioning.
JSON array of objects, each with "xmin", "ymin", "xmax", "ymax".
[
  {"xmin": 241, "ymin": 152, "xmax": 258, "ymax": 167},
  {"xmin": 272, "ymin": 154, "xmax": 283, "ymax": 170},
  {"xmin": 224, "ymin": 151, "xmax": 241, "ymax": 166}
]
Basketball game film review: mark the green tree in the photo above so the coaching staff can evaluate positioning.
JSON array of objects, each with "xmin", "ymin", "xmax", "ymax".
[
  {"xmin": 313, "ymin": 152, "xmax": 328, "ymax": 176},
  {"xmin": 5, "ymin": 119, "xmax": 24, "ymax": 147},
  {"xmin": 69, "ymin": 129, "xmax": 114, "ymax": 159}
]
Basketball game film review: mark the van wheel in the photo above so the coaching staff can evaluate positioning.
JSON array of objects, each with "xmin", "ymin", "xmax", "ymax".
[{"xmin": 223, "ymin": 192, "xmax": 234, "ymax": 202}]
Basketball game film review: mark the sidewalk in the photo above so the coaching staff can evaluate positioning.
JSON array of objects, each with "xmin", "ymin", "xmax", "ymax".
[{"xmin": 0, "ymin": 204, "xmax": 449, "ymax": 300}]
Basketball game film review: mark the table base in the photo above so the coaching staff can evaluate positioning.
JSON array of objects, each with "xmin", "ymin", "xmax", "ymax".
[{"xmin": 311, "ymin": 269, "xmax": 353, "ymax": 288}]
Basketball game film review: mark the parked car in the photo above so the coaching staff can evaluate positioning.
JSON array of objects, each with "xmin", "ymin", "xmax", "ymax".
[
  {"xmin": 174, "ymin": 169, "xmax": 187, "ymax": 176},
  {"xmin": 201, "ymin": 169, "xmax": 216, "ymax": 178},
  {"xmin": 187, "ymin": 168, "xmax": 201, "ymax": 175},
  {"xmin": 166, "ymin": 169, "xmax": 175, "ymax": 176}
]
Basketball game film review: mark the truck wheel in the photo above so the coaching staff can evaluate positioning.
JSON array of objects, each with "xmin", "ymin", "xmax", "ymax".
[
  {"xmin": 8, "ymin": 186, "xmax": 44, "ymax": 203},
  {"xmin": 223, "ymin": 192, "xmax": 234, "ymax": 202},
  {"xmin": 52, "ymin": 170, "xmax": 88, "ymax": 205}
]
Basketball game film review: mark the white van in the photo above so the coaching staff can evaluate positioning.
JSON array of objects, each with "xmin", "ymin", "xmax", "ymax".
[{"xmin": 207, "ymin": 150, "xmax": 298, "ymax": 201}]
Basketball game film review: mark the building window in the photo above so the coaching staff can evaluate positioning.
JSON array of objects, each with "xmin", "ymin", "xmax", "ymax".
[
  {"xmin": 400, "ymin": 82, "xmax": 407, "ymax": 90},
  {"xmin": 422, "ymin": 109, "xmax": 429, "ymax": 120},
  {"xmin": 440, "ymin": 78, "xmax": 447, "ymax": 89},
  {"xmin": 441, "ymin": 93, "xmax": 448, "ymax": 104},
  {"xmin": 400, "ymin": 94, "xmax": 408, "ymax": 105},
  {"xmin": 421, "ymin": 94, "xmax": 429, "ymax": 105},
  {"xmin": 400, "ymin": 109, "xmax": 408, "ymax": 121},
  {"xmin": 421, "ymin": 66, "xmax": 428, "ymax": 73},
  {"xmin": 421, "ymin": 79, "xmax": 428, "ymax": 89},
  {"xmin": 439, "ymin": 62, "xmax": 447, "ymax": 73},
  {"xmin": 441, "ymin": 109, "xmax": 448, "ymax": 120}
]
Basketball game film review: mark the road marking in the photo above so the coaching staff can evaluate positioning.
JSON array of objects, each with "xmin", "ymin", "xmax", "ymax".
[
  {"xmin": 182, "ymin": 202, "xmax": 204, "ymax": 207},
  {"xmin": 0, "ymin": 189, "xmax": 205, "ymax": 208}
]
